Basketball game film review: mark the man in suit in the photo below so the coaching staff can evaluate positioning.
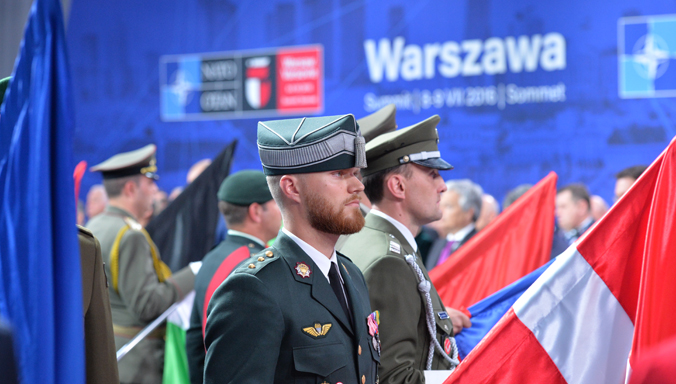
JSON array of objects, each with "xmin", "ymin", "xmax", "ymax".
[
  {"xmin": 86, "ymin": 144, "xmax": 197, "ymax": 384},
  {"xmin": 77, "ymin": 225, "xmax": 119, "ymax": 384},
  {"xmin": 341, "ymin": 115, "xmax": 470, "ymax": 384},
  {"xmin": 555, "ymin": 183, "xmax": 595, "ymax": 246},
  {"xmin": 425, "ymin": 179, "xmax": 483, "ymax": 270},
  {"xmin": 204, "ymin": 114, "xmax": 380, "ymax": 383},
  {"xmin": 186, "ymin": 170, "xmax": 281, "ymax": 384}
]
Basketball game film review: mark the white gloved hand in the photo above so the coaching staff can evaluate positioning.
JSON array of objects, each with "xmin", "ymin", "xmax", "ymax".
[{"xmin": 189, "ymin": 261, "xmax": 203, "ymax": 275}]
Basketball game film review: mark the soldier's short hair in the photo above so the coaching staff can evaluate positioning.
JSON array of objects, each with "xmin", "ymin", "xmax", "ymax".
[
  {"xmin": 362, "ymin": 164, "xmax": 413, "ymax": 204},
  {"xmin": 616, "ymin": 165, "xmax": 647, "ymax": 181},
  {"xmin": 103, "ymin": 175, "xmax": 140, "ymax": 198},
  {"xmin": 266, "ymin": 175, "xmax": 285, "ymax": 211},
  {"xmin": 445, "ymin": 179, "xmax": 483, "ymax": 222},
  {"xmin": 557, "ymin": 183, "xmax": 591, "ymax": 211},
  {"xmin": 218, "ymin": 201, "xmax": 250, "ymax": 227}
]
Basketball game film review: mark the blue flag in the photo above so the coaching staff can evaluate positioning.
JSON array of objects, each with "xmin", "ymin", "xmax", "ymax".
[
  {"xmin": 0, "ymin": 0, "xmax": 85, "ymax": 383},
  {"xmin": 455, "ymin": 260, "xmax": 554, "ymax": 359}
]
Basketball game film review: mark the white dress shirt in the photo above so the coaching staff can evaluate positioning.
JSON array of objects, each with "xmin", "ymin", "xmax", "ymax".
[
  {"xmin": 446, "ymin": 223, "xmax": 475, "ymax": 243},
  {"xmin": 370, "ymin": 209, "xmax": 418, "ymax": 252},
  {"xmin": 282, "ymin": 228, "xmax": 344, "ymax": 285}
]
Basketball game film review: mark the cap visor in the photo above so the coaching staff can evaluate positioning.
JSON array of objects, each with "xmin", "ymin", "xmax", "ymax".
[{"xmin": 412, "ymin": 157, "xmax": 454, "ymax": 170}]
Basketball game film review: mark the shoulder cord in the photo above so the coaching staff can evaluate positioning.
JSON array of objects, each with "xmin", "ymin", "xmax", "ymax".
[
  {"xmin": 404, "ymin": 254, "xmax": 460, "ymax": 371},
  {"xmin": 110, "ymin": 225, "xmax": 172, "ymax": 293}
]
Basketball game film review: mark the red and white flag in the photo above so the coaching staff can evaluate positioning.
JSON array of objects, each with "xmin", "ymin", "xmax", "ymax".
[{"xmin": 445, "ymin": 137, "xmax": 676, "ymax": 384}]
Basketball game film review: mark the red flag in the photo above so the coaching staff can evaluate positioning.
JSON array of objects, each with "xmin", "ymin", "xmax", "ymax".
[
  {"xmin": 430, "ymin": 172, "xmax": 557, "ymax": 309},
  {"xmin": 630, "ymin": 136, "xmax": 676, "ymax": 365}
]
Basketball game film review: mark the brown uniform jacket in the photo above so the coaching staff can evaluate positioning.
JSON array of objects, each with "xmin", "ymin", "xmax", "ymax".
[
  {"xmin": 340, "ymin": 213, "xmax": 455, "ymax": 384},
  {"xmin": 86, "ymin": 206, "xmax": 195, "ymax": 384},
  {"xmin": 78, "ymin": 225, "xmax": 119, "ymax": 384}
]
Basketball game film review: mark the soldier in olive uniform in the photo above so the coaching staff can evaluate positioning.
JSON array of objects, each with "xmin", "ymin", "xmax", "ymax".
[
  {"xmin": 186, "ymin": 170, "xmax": 281, "ymax": 384},
  {"xmin": 341, "ymin": 116, "xmax": 468, "ymax": 383},
  {"xmin": 204, "ymin": 115, "xmax": 380, "ymax": 384},
  {"xmin": 86, "ymin": 144, "xmax": 196, "ymax": 384},
  {"xmin": 77, "ymin": 225, "xmax": 119, "ymax": 384}
]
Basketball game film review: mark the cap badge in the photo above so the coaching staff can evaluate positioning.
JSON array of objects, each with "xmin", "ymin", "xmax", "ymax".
[
  {"xmin": 303, "ymin": 322, "xmax": 332, "ymax": 338},
  {"xmin": 295, "ymin": 262, "xmax": 312, "ymax": 278}
]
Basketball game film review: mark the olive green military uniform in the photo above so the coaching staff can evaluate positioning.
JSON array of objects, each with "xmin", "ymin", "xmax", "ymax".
[
  {"xmin": 341, "ymin": 214, "xmax": 455, "ymax": 383},
  {"xmin": 77, "ymin": 225, "xmax": 119, "ymax": 384},
  {"xmin": 341, "ymin": 115, "xmax": 458, "ymax": 383},
  {"xmin": 86, "ymin": 144, "xmax": 195, "ymax": 384}
]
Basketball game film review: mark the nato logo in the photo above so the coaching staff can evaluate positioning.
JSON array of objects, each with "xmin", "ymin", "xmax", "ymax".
[{"xmin": 619, "ymin": 14, "xmax": 676, "ymax": 98}]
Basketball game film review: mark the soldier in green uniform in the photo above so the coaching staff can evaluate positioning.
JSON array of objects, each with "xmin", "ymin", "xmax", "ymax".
[
  {"xmin": 204, "ymin": 114, "xmax": 380, "ymax": 384},
  {"xmin": 186, "ymin": 170, "xmax": 282, "ymax": 384},
  {"xmin": 86, "ymin": 144, "xmax": 197, "ymax": 384},
  {"xmin": 340, "ymin": 115, "xmax": 470, "ymax": 383}
]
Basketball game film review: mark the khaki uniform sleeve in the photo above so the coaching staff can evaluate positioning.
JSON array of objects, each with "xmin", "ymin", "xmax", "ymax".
[
  {"xmin": 117, "ymin": 230, "xmax": 195, "ymax": 322},
  {"xmin": 363, "ymin": 256, "xmax": 425, "ymax": 384}
]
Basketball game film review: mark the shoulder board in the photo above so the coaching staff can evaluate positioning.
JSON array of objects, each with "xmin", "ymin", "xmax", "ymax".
[
  {"xmin": 237, "ymin": 247, "xmax": 280, "ymax": 275},
  {"xmin": 123, "ymin": 217, "xmax": 143, "ymax": 231},
  {"xmin": 76, "ymin": 225, "xmax": 94, "ymax": 238}
]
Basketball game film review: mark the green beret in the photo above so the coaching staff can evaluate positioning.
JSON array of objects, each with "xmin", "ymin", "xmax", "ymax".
[
  {"xmin": 217, "ymin": 170, "xmax": 272, "ymax": 205},
  {"xmin": 363, "ymin": 115, "xmax": 453, "ymax": 177},
  {"xmin": 358, "ymin": 104, "xmax": 397, "ymax": 143},
  {"xmin": 0, "ymin": 77, "xmax": 10, "ymax": 107},
  {"xmin": 90, "ymin": 144, "xmax": 159, "ymax": 180},
  {"xmin": 257, "ymin": 114, "xmax": 366, "ymax": 176}
]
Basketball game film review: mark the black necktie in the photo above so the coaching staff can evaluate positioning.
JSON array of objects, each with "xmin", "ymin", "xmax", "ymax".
[{"xmin": 328, "ymin": 263, "xmax": 353, "ymax": 326}]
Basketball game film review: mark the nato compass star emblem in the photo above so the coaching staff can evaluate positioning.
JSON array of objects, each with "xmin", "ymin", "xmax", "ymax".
[{"xmin": 632, "ymin": 34, "xmax": 670, "ymax": 80}]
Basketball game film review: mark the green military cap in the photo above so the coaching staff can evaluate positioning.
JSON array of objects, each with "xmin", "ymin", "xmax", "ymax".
[
  {"xmin": 257, "ymin": 114, "xmax": 366, "ymax": 176},
  {"xmin": 362, "ymin": 114, "xmax": 453, "ymax": 177},
  {"xmin": 0, "ymin": 77, "xmax": 10, "ymax": 107},
  {"xmin": 358, "ymin": 104, "xmax": 397, "ymax": 143},
  {"xmin": 217, "ymin": 170, "xmax": 273, "ymax": 205},
  {"xmin": 90, "ymin": 144, "xmax": 159, "ymax": 180}
]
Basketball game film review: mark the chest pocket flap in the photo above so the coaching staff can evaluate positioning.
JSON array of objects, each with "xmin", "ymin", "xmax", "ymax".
[{"xmin": 293, "ymin": 342, "xmax": 347, "ymax": 377}]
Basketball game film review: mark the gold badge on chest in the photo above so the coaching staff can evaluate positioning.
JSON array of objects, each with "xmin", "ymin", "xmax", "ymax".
[{"xmin": 303, "ymin": 322, "xmax": 332, "ymax": 338}]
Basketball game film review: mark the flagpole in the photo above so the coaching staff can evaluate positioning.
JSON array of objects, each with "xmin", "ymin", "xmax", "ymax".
[{"xmin": 116, "ymin": 303, "xmax": 179, "ymax": 361}]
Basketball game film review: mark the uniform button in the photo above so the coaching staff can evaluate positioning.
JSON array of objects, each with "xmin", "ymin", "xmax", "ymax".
[
  {"xmin": 358, "ymin": 345, "xmax": 362, "ymax": 355},
  {"xmin": 265, "ymin": 250, "xmax": 274, "ymax": 257},
  {"xmin": 257, "ymin": 257, "xmax": 265, "ymax": 262},
  {"xmin": 248, "ymin": 264, "xmax": 256, "ymax": 269},
  {"xmin": 362, "ymin": 375, "xmax": 366, "ymax": 384}
]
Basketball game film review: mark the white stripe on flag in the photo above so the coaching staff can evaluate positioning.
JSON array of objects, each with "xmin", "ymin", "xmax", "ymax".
[
  {"xmin": 167, "ymin": 291, "xmax": 195, "ymax": 330},
  {"xmin": 513, "ymin": 246, "xmax": 634, "ymax": 384}
]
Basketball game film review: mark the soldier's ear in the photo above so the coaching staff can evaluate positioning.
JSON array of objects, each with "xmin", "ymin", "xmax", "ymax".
[
  {"xmin": 279, "ymin": 175, "xmax": 302, "ymax": 204},
  {"xmin": 248, "ymin": 202, "xmax": 263, "ymax": 223},
  {"xmin": 385, "ymin": 173, "xmax": 406, "ymax": 201}
]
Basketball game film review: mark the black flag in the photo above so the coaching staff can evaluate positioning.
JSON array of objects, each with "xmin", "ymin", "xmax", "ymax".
[{"xmin": 146, "ymin": 140, "xmax": 237, "ymax": 271}]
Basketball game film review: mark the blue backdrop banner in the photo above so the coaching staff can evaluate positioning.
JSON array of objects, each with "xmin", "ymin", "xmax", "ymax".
[{"xmin": 66, "ymin": 0, "xmax": 676, "ymax": 204}]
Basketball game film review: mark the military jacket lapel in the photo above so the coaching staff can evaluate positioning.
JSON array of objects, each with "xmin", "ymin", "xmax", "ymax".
[
  {"xmin": 274, "ymin": 233, "xmax": 354, "ymax": 335},
  {"xmin": 337, "ymin": 259, "xmax": 365, "ymax": 338}
]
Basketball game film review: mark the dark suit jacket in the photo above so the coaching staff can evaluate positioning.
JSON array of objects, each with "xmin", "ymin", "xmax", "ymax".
[
  {"xmin": 425, "ymin": 227, "xmax": 478, "ymax": 271},
  {"xmin": 0, "ymin": 320, "xmax": 18, "ymax": 384},
  {"xmin": 78, "ymin": 225, "xmax": 119, "ymax": 384},
  {"xmin": 186, "ymin": 234, "xmax": 264, "ymax": 384},
  {"xmin": 204, "ymin": 231, "xmax": 379, "ymax": 384}
]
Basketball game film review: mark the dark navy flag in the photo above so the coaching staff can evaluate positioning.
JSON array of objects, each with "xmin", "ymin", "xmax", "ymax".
[
  {"xmin": 0, "ymin": 0, "xmax": 85, "ymax": 383},
  {"xmin": 455, "ymin": 259, "xmax": 554, "ymax": 359}
]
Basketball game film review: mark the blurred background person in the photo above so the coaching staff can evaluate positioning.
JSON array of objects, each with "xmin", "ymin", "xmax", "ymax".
[
  {"xmin": 186, "ymin": 159, "xmax": 211, "ymax": 184},
  {"xmin": 502, "ymin": 183, "xmax": 532, "ymax": 210},
  {"xmin": 475, "ymin": 193, "xmax": 500, "ymax": 231},
  {"xmin": 555, "ymin": 183, "xmax": 594, "ymax": 246},
  {"xmin": 615, "ymin": 165, "xmax": 647, "ymax": 201},
  {"xmin": 77, "ymin": 200, "xmax": 85, "ymax": 225},
  {"xmin": 425, "ymin": 179, "xmax": 483, "ymax": 270},
  {"xmin": 590, "ymin": 195, "xmax": 609, "ymax": 221},
  {"xmin": 85, "ymin": 184, "xmax": 108, "ymax": 221}
]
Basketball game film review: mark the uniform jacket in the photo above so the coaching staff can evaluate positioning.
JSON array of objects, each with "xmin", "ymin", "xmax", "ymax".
[
  {"xmin": 86, "ymin": 206, "xmax": 195, "ymax": 384},
  {"xmin": 204, "ymin": 231, "xmax": 380, "ymax": 384},
  {"xmin": 341, "ymin": 213, "xmax": 455, "ymax": 384},
  {"xmin": 186, "ymin": 233, "xmax": 264, "ymax": 384},
  {"xmin": 77, "ymin": 225, "xmax": 119, "ymax": 384},
  {"xmin": 424, "ymin": 228, "xmax": 478, "ymax": 271}
]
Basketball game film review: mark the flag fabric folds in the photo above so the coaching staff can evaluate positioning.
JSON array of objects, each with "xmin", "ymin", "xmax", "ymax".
[
  {"xmin": 445, "ymin": 138, "xmax": 676, "ymax": 384},
  {"xmin": 430, "ymin": 172, "xmax": 557, "ymax": 310},
  {"xmin": 455, "ymin": 259, "xmax": 553, "ymax": 359},
  {"xmin": 0, "ymin": 0, "xmax": 85, "ymax": 383},
  {"xmin": 145, "ymin": 141, "xmax": 237, "ymax": 271},
  {"xmin": 163, "ymin": 291, "xmax": 195, "ymax": 384}
]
